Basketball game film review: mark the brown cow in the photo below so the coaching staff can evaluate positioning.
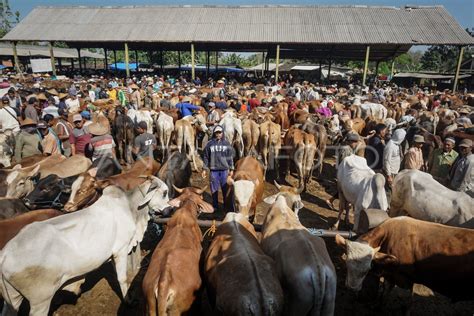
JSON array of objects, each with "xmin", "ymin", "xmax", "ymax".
[
  {"xmin": 205, "ymin": 212, "xmax": 284, "ymax": 315},
  {"xmin": 0, "ymin": 209, "xmax": 63, "ymax": 249},
  {"xmin": 142, "ymin": 186, "xmax": 213, "ymax": 316},
  {"xmin": 227, "ymin": 157, "xmax": 264, "ymax": 220},
  {"xmin": 241, "ymin": 118, "xmax": 260, "ymax": 157},
  {"xmin": 64, "ymin": 157, "xmax": 160, "ymax": 212},
  {"xmin": 258, "ymin": 120, "xmax": 281, "ymax": 174},
  {"xmin": 174, "ymin": 117, "xmax": 199, "ymax": 171},
  {"xmin": 283, "ymin": 127, "xmax": 316, "ymax": 190},
  {"xmin": 335, "ymin": 217, "xmax": 474, "ymax": 301},
  {"xmin": 289, "ymin": 109, "xmax": 309, "ymax": 125}
]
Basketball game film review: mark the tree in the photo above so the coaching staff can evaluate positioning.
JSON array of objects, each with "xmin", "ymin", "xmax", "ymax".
[
  {"xmin": 420, "ymin": 46, "xmax": 473, "ymax": 73},
  {"xmin": 0, "ymin": 0, "xmax": 20, "ymax": 37}
]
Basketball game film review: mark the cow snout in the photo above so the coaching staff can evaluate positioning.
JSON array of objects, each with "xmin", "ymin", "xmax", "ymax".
[
  {"xmin": 64, "ymin": 203, "xmax": 77, "ymax": 213},
  {"xmin": 23, "ymin": 198, "xmax": 34, "ymax": 209},
  {"xmin": 159, "ymin": 206, "xmax": 175, "ymax": 217}
]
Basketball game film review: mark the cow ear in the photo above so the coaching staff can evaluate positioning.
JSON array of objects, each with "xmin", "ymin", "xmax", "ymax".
[
  {"xmin": 13, "ymin": 164, "xmax": 22, "ymax": 170},
  {"xmin": 198, "ymin": 201, "xmax": 214, "ymax": 214},
  {"xmin": 168, "ymin": 198, "xmax": 181, "ymax": 208},
  {"xmin": 335, "ymin": 234, "xmax": 347, "ymax": 247},
  {"xmin": 87, "ymin": 167, "xmax": 98, "ymax": 178},
  {"xmin": 94, "ymin": 180, "xmax": 110, "ymax": 191},
  {"xmin": 263, "ymin": 194, "xmax": 277, "ymax": 204},
  {"xmin": 373, "ymin": 252, "xmax": 399, "ymax": 266}
]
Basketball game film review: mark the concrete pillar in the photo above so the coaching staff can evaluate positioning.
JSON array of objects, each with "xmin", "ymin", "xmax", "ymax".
[
  {"xmin": 124, "ymin": 42, "xmax": 130, "ymax": 78},
  {"xmin": 362, "ymin": 45, "xmax": 371, "ymax": 86},
  {"xmin": 275, "ymin": 44, "xmax": 280, "ymax": 82},
  {"xmin": 49, "ymin": 42, "xmax": 57, "ymax": 77},
  {"xmin": 453, "ymin": 46, "xmax": 464, "ymax": 92},
  {"xmin": 191, "ymin": 43, "xmax": 195, "ymax": 80},
  {"xmin": 12, "ymin": 42, "xmax": 21, "ymax": 74}
]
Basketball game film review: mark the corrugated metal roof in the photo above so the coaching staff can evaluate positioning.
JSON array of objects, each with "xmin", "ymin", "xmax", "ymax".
[
  {"xmin": 2, "ymin": 5, "xmax": 473, "ymax": 45},
  {"xmin": 0, "ymin": 43, "xmax": 104, "ymax": 59}
]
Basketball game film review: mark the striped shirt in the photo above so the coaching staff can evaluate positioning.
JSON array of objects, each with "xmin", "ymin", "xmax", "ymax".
[{"xmin": 89, "ymin": 134, "xmax": 115, "ymax": 161}]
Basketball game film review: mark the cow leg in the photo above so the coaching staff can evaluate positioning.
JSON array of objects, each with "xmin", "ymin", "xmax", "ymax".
[
  {"xmin": 127, "ymin": 244, "xmax": 141, "ymax": 279},
  {"xmin": 29, "ymin": 298, "xmax": 53, "ymax": 316},
  {"xmin": 2, "ymin": 303, "xmax": 19, "ymax": 316},
  {"xmin": 62, "ymin": 278, "xmax": 86, "ymax": 296},
  {"xmin": 114, "ymin": 251, "xmax": 130, "ymax": 300},
  {"xmin": 332, "ymin": 188, "xmax": 346, "ymax": 230}
]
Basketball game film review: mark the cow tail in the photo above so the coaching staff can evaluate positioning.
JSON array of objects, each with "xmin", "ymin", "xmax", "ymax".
[{"xmin": 157, "ymin": 272, "xmax": 175, "ymax": 316}]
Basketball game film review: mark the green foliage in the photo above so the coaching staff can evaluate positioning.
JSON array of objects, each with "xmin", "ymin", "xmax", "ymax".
[
  {"xmin": 0, "ymin": 0, "xmax": 20, "ymax": 38},
  {"xmin": 420, "ymin": 45, "xmax": 473, "ymax": 73}
]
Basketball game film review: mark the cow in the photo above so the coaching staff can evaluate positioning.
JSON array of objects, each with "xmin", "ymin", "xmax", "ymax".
[
  {"xmin": 205, "ymin": 212, "xmax": 284, "ymax": 316},
  {"xmin": 9, "ymin": 154, "xmax": 64, "ymax": 169},
  {"xmin": 113, "ymin": 109, "xmax": 135, "ymax": 165},
  {"xmin": 335, "ymin": 217, "xmax": 474, "ymax": 301},
  {"xmin": 0, "ymin": 198, "xmax": 29, "ymax": 220},
  {"xmin": 220, "ymin": 111, "xmax": 244, "ymax": 159},
  {"xmin": 142, "ymin": 186, "xmax": 214, "ymax": 316},
  {"xmin": 174, "ymin": 117, "xmax": 200, "ymax": 172},
  {"xmin": 335, "ymin": 154, "xmax": 388, "ymax": 231},
  {"xmin": 157, "ymin": 151, "xmax": 191, "ymax": 199},
  {"xmin": 127, "ymin": 108, "xmax": 154, "ymax": 134},
  {"xmin": 302, "ymin": 119, "xmax": 327, "ymax": 175},
  {"xmin": 64, "ymin": 157, "xmax": 160, "ymax": 212},
  {"xmin": 261, "ymin": 190, "xmax": 336, "ymax": 316},
  {"xmin": 390, "ymin": 169, "xmax": 474, "ymax": 228},
  {"xmin": 282, "ymin": 126, "xmax": 316, "ymax": 191},
  {"xmin": 155, "ymin": 111, "xmax": 174, "ymax": 161},
  {"xmin": 258, "ymin": 120, "xmax": 281, "ymax": 174},
  {"xmin": 241, "ymin": 118, "xmax": 260, "ymax": 157},
  {"xmin": 0, "ymin": 176, "xmax": 171, "ymax": 316},
  {"xmin": 38, "ymin": 154, "xmax": 92, "ymax": 179},
  {"xmin": 227, "ymin": 157, "xmax": 264, "ymax": 221},
  {"xmin": 0, "ymin": 130, "xmax": 14, "ymax": 168},
  {"xmin": 24, "ymin": 156, "xmax": 121, "ymax": 210},
  {"xmin": 0, "ymin": 209, "xmax": 63, "ymax": 249}
]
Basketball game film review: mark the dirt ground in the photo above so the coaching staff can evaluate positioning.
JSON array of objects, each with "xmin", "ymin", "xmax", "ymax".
[{"xmin": 42, "ymin": 157, "xmax": 474, "ymax": 316}]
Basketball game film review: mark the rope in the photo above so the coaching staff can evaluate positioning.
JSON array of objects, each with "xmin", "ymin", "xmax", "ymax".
[{"xmin": 202, "ymin": 220, "xmax": 217, "ymax": 239}]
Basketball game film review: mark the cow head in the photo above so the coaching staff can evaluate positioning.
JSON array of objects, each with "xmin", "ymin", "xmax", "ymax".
[
  {"xmin": 5, "ymin": 165, "xmax": 40, "ymax": 199},
  {"xmin": 169, "ymin": 185, "xmax": 214, "ymax": 215},
  {"xmin": 23, "ymin": 174, "xmax": 69, "ymax": 209},
  {"xmin": 335, "ymin": 234, "xmax": 398, "ymax": 291},
  {"xmin": 136, "ymin": 176, "xmax": 173, "ymax": 215},
  {"xmin": 227, "ymin": 178, "xmax": 258, "ymax": 219},
  {"xmin": 193, "ymin": 114, "xmax": 208, "ymax": 133},
  {"xmin": 63, "ymin": 168, "xmax": 98, "ymax": 212},
  {"xmin": 263, "ymin": 181, "xmax": 304, "ymax": 217}
]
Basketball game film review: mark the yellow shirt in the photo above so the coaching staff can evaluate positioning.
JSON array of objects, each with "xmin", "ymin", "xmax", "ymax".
[{"xmin": 107, "ymin": 89, "xmax": 117, "ymax": 101}]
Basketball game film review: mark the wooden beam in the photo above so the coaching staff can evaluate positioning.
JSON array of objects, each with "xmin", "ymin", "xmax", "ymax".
[
  {"xmin": 362, "ymin": 45, "xmax": 370, "ymax": 86},
  {"xmin": 124, "ymin": 42, "xmax": 130, "ymax": 78},
  {"xmin": 275, "ymin": 44, "xmax": 280, "ymax": 82},
  {"xmin": 390, "ymin": 59, "xmax": 395, "ymax": 79},
  {"xmin": 49, "ymin": 42, "xmax": 57, "ymax": 77},
  {"xmin": 104, "ymin": 48, "xmax": 108, "ymax": 70},
  {"xmin": 453, "ymin": 46, "xmax": 464, "ymax": 92},
  {"xmin": 12, "ymin": 42, "xmax": 21, "ymax": 74},
  {"xmin": 191, "ymin": 43, "xmax": 195, "ymax": 80},
  {"xmin": 113, "ymin": 49, "xmax": 117, "ymax": 70},
  {"xmin": 77, "ymin": 48, "xmax": 82, "ymax": 72}
]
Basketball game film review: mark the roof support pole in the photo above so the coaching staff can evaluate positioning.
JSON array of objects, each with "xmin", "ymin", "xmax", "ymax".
[
  {"xmin": 160, "ymin": 49, "xmax": 164, "ymax": 73},
  {"xmin": 135, "ymin": 50, "xmax": 139, "ymax": 71},
  {"xmin": 375, "ymin": 61, "xmax": 380, "ymax": 82},
  {"xmin": 215, "ymin": 51, "xmax": 218, "ymax": 74},
  {"xmin": 12, "ymin": 42, "xmax": 21, "ymax": 74},
  {"xmin": 178, "ymin": 51, "xmax": 181, "ymax": 73},
  {"xmin": 390, "ymin": 59, "xmax": 395, "ymax": 79},
  {"xmin": 453, "ymin": 46, "xmax": 464, "ymax": 93},
  {"xmin": 113, "ymin": 50, "xmax": 117, "ymax": 70},
  {"xmin": 319, "ymin": 60, "xmax": 322, "ymax": 82},
  {"xmin": 191, "ymin": 43, "xmax": 195, "ymax": 80},
  {"xmin": 104, "ymin": 48, "xmax": 108, "ymax": 71},
  {"xmin": 206, "ymin": 51, "xmax": 210, "ymax": 78},
  {"xmin": 71, "ymin": 58, "xmax": 74, "ymax": 70},
  {"xmin": 77, "ymin": 48, "xmax": 82, "ymax": 72},
  {"xmin": 94, "ymin": 58, "xmax": 97, "ymax": 69},
  {"xmin": 49, "ymin": 42, "xmax": 57, "ymax": 77},
  {"xmin": 124, "ymin": 42, "xmax": 130, "ymax": 78},
  {"xmin": 362, "ymin": 45, "xmax": 370, "ymax": 86},
  {"xmin": 327, "ymin": 59, "xmax": 332, "ymax": 84},
  {"xmin": 261, "ymin": 52, "xmax": 265, "ymax": 77},
  {"xmin": 275, "ymin": 44, "xmax": 280, "ymax": 82},
  {"xmin": 58, "ymin": 58, "xmax": 62, "ymax": 70}
]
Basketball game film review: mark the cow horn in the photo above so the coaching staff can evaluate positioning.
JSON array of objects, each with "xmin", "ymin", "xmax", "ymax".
[
  {"xmin": 296, "ymin": 184, "xmax": 304, "ymax": 194},
  {"xmin": 172, "ymin": 185, "xmax": 184, "ymax": 194},
  {"xmin": 195, "ymin": 185, "xmax": 207, "ymax": 195},
  {"xmin": 273, "ymin": 180, "xmax": 282, "ymax": 190}
]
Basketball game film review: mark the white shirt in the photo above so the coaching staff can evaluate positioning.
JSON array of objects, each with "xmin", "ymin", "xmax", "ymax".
[
  {"xmin": 0, "ymin": 106, "xmax": 20, "ymax": 133},
  {"xmin": 65, "ymin": 98, "xmax": 80, "ymax": 113},
  {"xmin": 88, "ymin": 90, "xmax": 96, "ymax": 102}
]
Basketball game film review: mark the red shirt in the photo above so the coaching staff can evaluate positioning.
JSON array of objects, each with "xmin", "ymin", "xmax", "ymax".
[{"xmin": 249, "ymin": 98, "xmax": 261, "ymax": 111}]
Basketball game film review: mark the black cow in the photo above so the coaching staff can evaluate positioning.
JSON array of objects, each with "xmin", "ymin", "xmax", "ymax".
[
  {"xmin": 24, "ymin": 157, "xmax": 121, "ymax": 210},
  {"xmin": 157, "ymin": 151, "xmax": 191, "ymax": 199},
  {"xmin": 0, "ymin": 198, "xmax": 29, "ymax": 220}
]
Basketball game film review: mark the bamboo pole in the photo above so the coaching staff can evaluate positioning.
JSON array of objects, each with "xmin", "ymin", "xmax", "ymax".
[
  {"xmin": 362, "ymin": 45, "xmax": 371, "ymax": 86},
  {"xmin": 453, "ymin": 46, "xmax": 464, "ymax": 92},
  {"xmin": 275, "ymin": 44, "xmax": 280, "ymax": 82},
  {"xmin": 124, "ymin": 42, "xmax": 130, "ymax": 78},
  {"xmin": 191, "ymin": 43, "xmax": 195, "ymax": 80},
  {"xmin": 49, "ymin": 42, "xmax": 57, "ymax": 77}
]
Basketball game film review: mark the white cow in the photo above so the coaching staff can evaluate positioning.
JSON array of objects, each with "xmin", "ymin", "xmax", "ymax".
[
  {"xmin": 155, "ymin": 111, "xmax": 174, "ymax": 161},
  {"xmin": 360, "ymin": 102, "xmax": 388, "ymax": 120},
  {"xmin": 220, "ymin": 111, "xmax": 244, "ymax": 158},
  {"xmin": 0, "ymin": 130, "xmax": 14, "ymax": 168},
  {"xmin": 0, "ymin": 177, "xmax": 171, "ymax": 316},
  {"xmin": 335, "ymin": 154, "xmax": 388, "ymax": 230},
  {"xmin": 127, "ymin": 108, "xmax": 154, "ymax": 134},
  {"xmin": 390, "ymin": 169, "xmax": 474, "ymax": 228}
]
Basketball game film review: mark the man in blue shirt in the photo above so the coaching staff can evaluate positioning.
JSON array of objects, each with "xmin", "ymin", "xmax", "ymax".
[
  {"xmin": 176, "ymin": 96, "xmax": 201, "ymax": 118},
  {"xmin": 202, "ymin": 125, "xmax": 234, "ymax": 211}
]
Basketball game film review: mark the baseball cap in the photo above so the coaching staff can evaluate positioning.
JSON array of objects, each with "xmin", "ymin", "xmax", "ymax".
[
  {"xmin": 346, "ymin": 133, "xmax": 359, "ymax": 142},
  {"xmin": 413, "ymin": 135, "xmax": 425, "ymax": 143},
  {"xmin": 213, "ymin": 125, "xmax": 223, "ymax": 134},
  {"xmin": 444, "ymin": 137, "xmax": 456, "ymax": 144},
  {"xmin": 138, "ymin": 121, "xmax": 148, "ymax": 130},
  {"xmin": 459, "ymin": 139, "xmax": 472, "ymax": 148},
  {"xmin": 73, "ymin": 114, "xmax": 83, "ymax": 122},
  {"xmin": 37, "ymin": 121, "xmax": 48, "ymax": 129}
]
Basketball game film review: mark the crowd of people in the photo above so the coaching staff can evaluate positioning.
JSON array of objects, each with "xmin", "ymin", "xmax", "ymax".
[{"xmin": 0, "ymin": 73, "xmax": 472, "ymax": 203}]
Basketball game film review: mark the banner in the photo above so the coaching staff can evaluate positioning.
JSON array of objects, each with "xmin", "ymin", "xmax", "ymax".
[{"xmin": 31, "ymin": 59, "xmax": 52, "ymax": 73}]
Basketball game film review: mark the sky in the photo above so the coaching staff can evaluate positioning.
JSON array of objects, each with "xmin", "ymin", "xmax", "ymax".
[{"xmin": 10, "ymin": 0, "xmax": 474, "ymax": 30}]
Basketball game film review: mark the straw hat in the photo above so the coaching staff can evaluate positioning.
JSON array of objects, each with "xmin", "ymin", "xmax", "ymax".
[
  {"xmin": 46, "ymin": 88, "xmax": 59, "ymax": 96},
  {"xmin": 37, "ymin": 93, "xmax": 47, "ymax": 101},
  {"xmin": 21, "ymin": 118, "xmax": 37, "ymax": 127},
  {"xmin": 182, "ymin": 96, "xmax": 192, "ymax": 103},
  {"xmin": 413, "ymin": 135, "xmax": 425, "ymax": 143},
  {"xmin": 58, "ymin": 92, "xmax": 68, "ymax": 99},
  {"xmin": 130, "ymin": 83, "xmax": 139, "ymax": 90},
  {"xmin": 87, "ymin": 123, "xmax": 108, "ymax": 136}
]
